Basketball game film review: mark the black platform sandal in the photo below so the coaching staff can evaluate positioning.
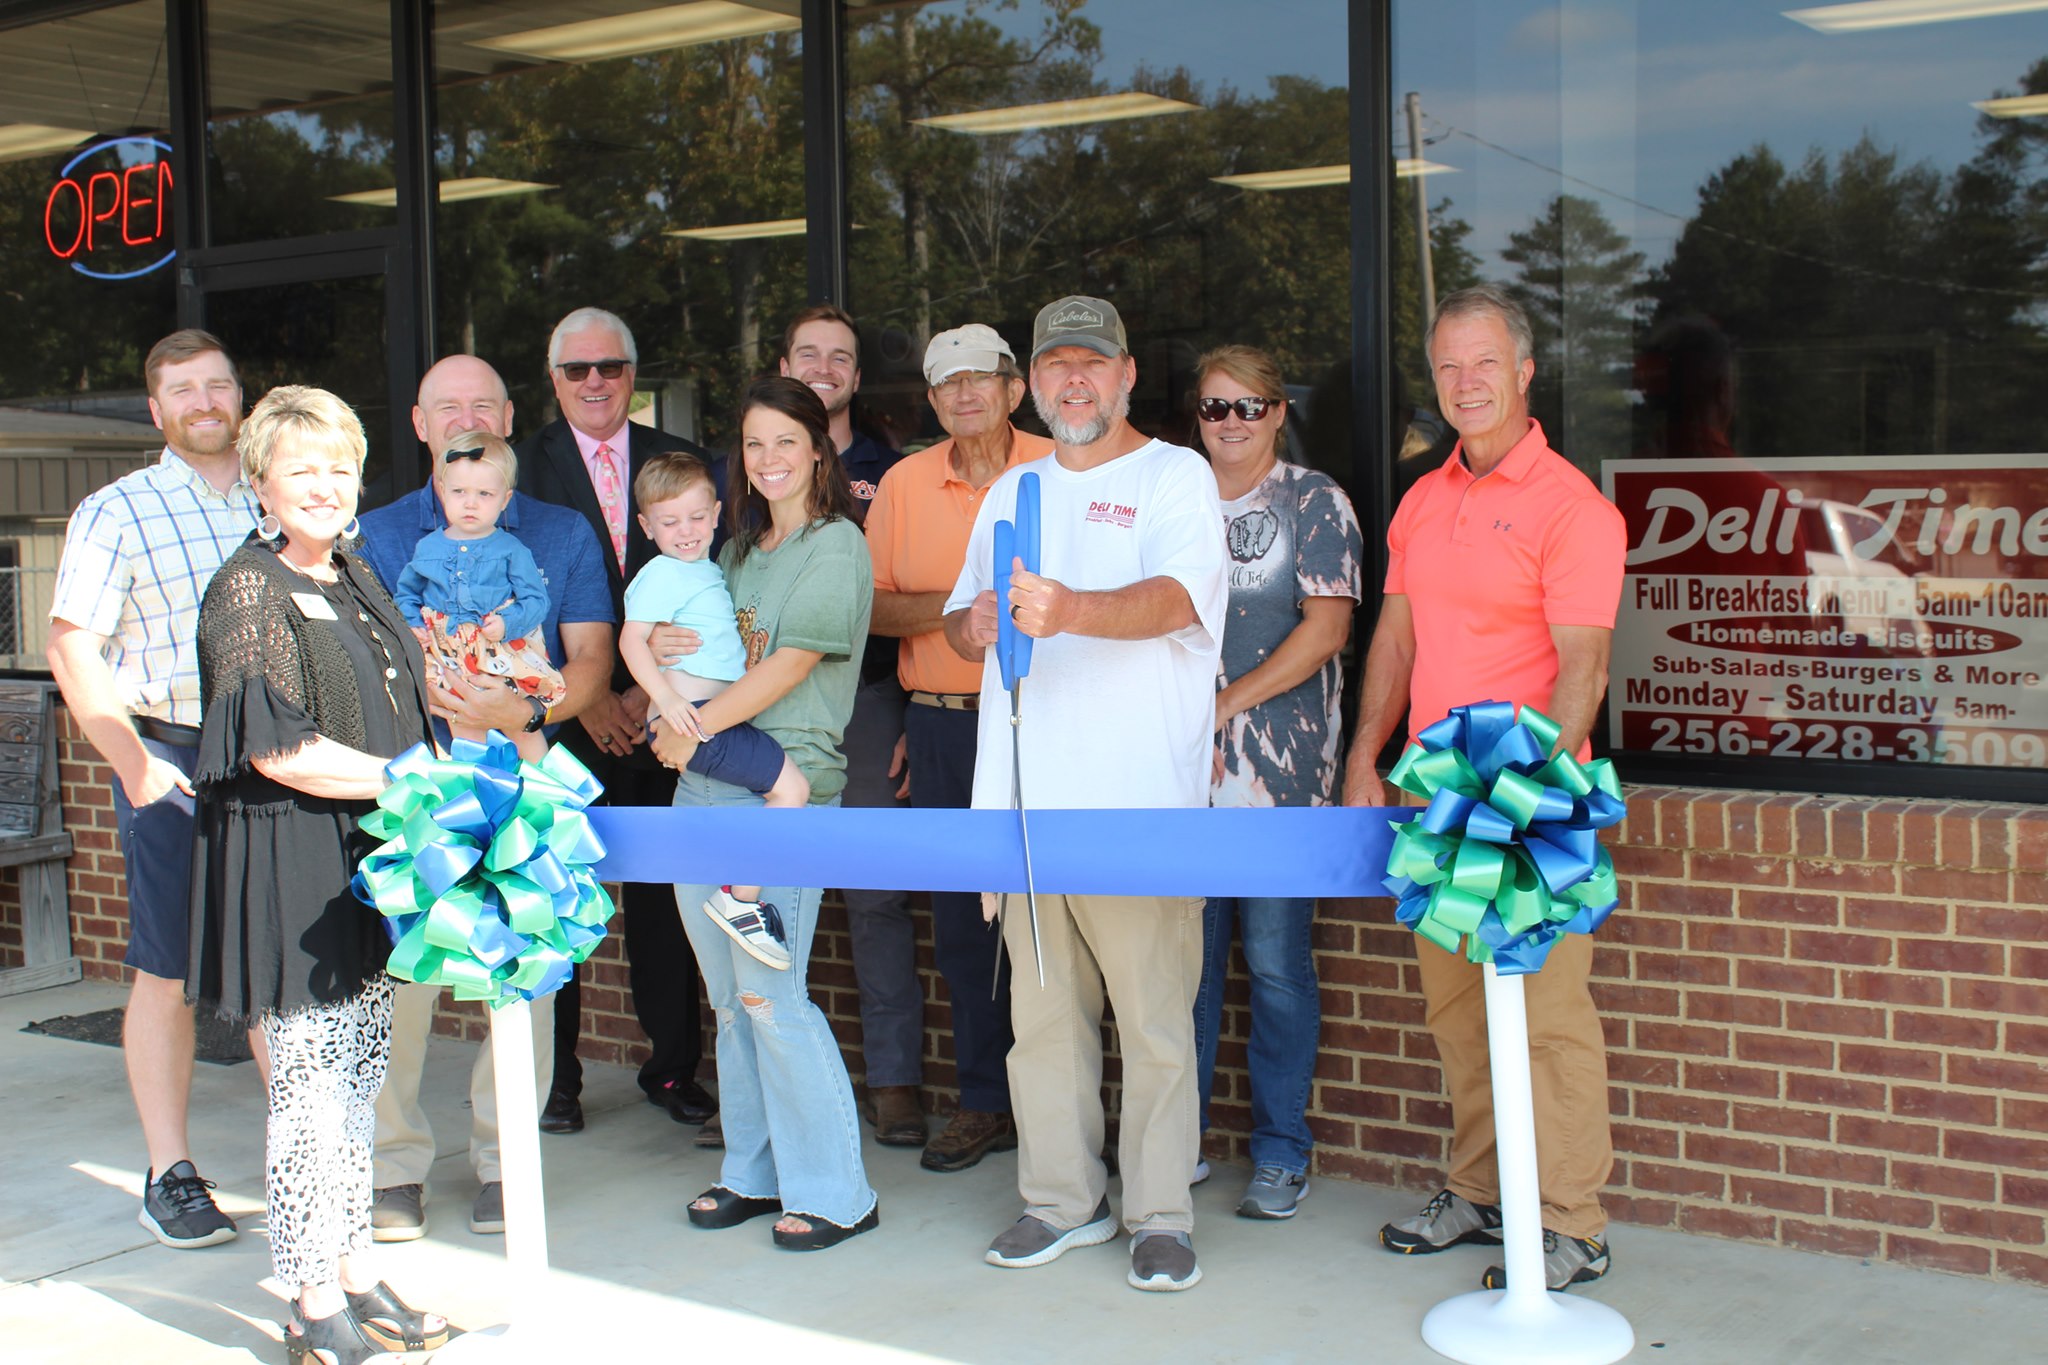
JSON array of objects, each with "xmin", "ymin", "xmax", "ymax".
[
  {"xmin": 346, "ymin": 1280, "xmax": 451, "ymax": 1352},
  {"xmin": 771, "ymin": 1202, "xmax": 880, "ymax": 1252},
  {"xmin": 283, "ymin": 1302, "xmax": 378, "ymax": 1365},
  {"xmin": 688, "ymin": 1186, "xmax": 783, "ymax": 1230}
]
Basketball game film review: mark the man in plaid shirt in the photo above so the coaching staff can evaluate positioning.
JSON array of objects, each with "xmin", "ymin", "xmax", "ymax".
[{"xmin": 46, "ymin": 329, "xmax": 262, "ymax": 1250}]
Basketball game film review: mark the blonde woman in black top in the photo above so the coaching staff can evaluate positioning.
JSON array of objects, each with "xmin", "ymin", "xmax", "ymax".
[{"xmin": 188, "ymin": 386, "xmax": 446, "ymax": 1364}]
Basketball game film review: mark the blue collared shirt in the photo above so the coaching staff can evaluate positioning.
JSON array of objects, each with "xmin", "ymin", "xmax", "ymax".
[{"xmin": 357, "ymin": 486, "xmax": 615, "ymax": 670}]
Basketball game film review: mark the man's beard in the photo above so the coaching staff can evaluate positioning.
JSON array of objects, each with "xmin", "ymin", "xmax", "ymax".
[
  {"xmin": 166, "ymin": 411, "xmax": 239, "ymax": 457},
  {"xmin": 1032, "ymin": 376, "xmax": 1130, "ymax": 446}
]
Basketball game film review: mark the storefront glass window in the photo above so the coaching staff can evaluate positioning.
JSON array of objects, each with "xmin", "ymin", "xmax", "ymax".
[
  {"xmin": 431, "ymin": 1, "xmax": 807, "ymax": 450},
  {"xmin": 205, "ymin": 0, "xmax": 397, "ymax": 245},
  {"xmin": 0, "ymin": 1, "xmax": 178, "ymax": 668},
  {"xmin": 844, "ymin": 0, "xmax": 1354, "ymax": 481},
  {"xmin": 1393, "ymin": 1, "xmax": 2048, "ymax": 791}
]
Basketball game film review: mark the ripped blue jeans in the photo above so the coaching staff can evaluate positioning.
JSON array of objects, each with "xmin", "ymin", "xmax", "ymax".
[{"xmin": 672, "ymin": 770, "xmax": 875, "ymax": 1227}]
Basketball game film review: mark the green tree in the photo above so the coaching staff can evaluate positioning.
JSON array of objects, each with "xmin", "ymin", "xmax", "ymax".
[{"xmin": 1501, "ymin": 193, "xmax": 1644, "ymax": 468}]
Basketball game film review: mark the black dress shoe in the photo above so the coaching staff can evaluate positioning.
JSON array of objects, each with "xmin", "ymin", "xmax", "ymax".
[
  {"xmin": 539, "ymin": 1090, "xmax": 584, "ymax": 1135},
  {"xmin": 650, "ymin": 1079, "xmax": 717, "ymax": 1126}
]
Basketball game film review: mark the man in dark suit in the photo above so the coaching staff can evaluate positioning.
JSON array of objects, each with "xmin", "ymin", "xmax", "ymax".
[{"xmin": 515, "ymin": 306, "xmax": 719, "ymax": 1135}]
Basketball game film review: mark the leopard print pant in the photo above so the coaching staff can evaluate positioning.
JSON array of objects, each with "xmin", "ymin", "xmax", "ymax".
[{"xmin": 260, "ymin": 974, "xmax": 396, "ymax": 1287}]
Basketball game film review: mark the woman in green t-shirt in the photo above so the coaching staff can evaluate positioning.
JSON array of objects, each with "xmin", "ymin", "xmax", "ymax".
[{"xmin": 651, "ymin": 375, "xmax": 879, "ymax": 1251}]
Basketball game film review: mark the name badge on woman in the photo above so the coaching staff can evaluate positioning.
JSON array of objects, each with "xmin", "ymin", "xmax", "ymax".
[{"xmin": 290, "ymin": 591, "xmax": 339, "ymax": 621}]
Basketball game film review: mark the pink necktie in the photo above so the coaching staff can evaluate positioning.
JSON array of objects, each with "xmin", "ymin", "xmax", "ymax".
[{"xmin": 593, "ymin": 442, "xmax": 626, "ymax": 570}]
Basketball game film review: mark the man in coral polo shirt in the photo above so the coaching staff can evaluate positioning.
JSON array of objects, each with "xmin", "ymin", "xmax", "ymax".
[
  {"xmin": 865, "ymin": 323, "xmax": 1053, "ymax": 1173},
  {"xmin": 1343, "ymin": 284, "xmax": 1627, "ymax": 1292}
]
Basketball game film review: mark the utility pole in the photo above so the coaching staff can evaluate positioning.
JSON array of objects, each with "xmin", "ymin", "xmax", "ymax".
[{"xmin": 1405, "ymin": 91, "xmax": 1436, "ymax": 324}]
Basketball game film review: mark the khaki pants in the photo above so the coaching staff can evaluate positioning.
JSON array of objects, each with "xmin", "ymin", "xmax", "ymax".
[
  {"xmin": 373, "ymin": 981, "xmax": 553, "ymax": 1187},
  {"xmin": 1415, "ymin": 931, "xmax": 1612, "ymax": 1240},
  {"xmin": 1005, "ymin": 892, "xmax": 1203, "ymax": 1237}
]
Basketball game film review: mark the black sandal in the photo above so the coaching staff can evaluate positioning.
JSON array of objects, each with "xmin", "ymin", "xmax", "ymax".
[
  {"xmin": 772, "ymin": 1202, "xmax": 880, "ymax": 1251},
  {"xmin": 345, "ymin": 1280, "xmax": 451, "ymax": 1352},
  {"xmin": 283, "ymin": 1303, "xmax": 377, "ymax": 1365},
  {"xmin": 688, "ymin": 1186, "xmax": 783, "ymax": 1230}
]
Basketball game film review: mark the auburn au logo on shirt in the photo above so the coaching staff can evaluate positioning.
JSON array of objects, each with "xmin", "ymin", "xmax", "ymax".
[{"xmin": 1085, "ymin": 498, "xmax": 1137, "ymax": 528}]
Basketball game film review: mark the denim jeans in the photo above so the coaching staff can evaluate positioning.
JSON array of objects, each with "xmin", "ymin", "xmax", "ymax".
[
  {"xmin": 1193, "ymin": 896, "xmax": 1320, "ymax": 1175},
  {"xmin": 904, "ymin": 702, "xmax": 1013, "ymax": 1112},
  {"xmin": 672, "ymin": 770, "xmax": 877, "ymax": 1227}
]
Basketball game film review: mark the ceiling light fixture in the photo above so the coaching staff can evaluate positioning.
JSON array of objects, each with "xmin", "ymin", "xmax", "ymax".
[
  {"xmin": 1784, "ymin": 1, "xmax": 2048, "ymax": 33},
  {"xmin": 1210, "ymin": 160, "xmax": 1454, "ymax": 191},
  {"xmin": 666, "ymin": 217, "xmax": 809, "ymax": 241},
  {"xmin": 915, "ymin": 92, "xmax": 1200, "ymax": 135},
  {"xmin": 331, "ymin": 177, "xmax": 555, "ymax": 207},
  {"xmin": 474, "ymin": 2, "xmax": 800, "ymax": 63},
  {"xmin": 0, "ymin": 124, "xmax": 95, "ymax": 164},
  {"xmin": 1972, "ymin": 92, "xmax": 2048, "ymax": 116}
]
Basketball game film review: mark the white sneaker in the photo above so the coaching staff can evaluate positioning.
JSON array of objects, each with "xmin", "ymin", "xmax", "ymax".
[
  {"xmin": 1192, "ymin": 1159, "xmax": 1211, "ymax": 1186},
  {"xmin": 702, "ymin": 888, "xmax": 793, "ymax": 970}
]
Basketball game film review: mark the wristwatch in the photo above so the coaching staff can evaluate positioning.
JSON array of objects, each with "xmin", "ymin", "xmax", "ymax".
[{"xmin": 523, "ymin": 696, "xmax": 550, "ymax": 734}]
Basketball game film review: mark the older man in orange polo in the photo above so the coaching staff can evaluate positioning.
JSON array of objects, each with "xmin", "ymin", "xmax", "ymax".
[
  {"xmin": 1343, "ymin": 284, "xmax": 1626, "ymax": 1292},
  {"xmin": 864, "ymin": 324, "xmax": 1053, "ymax": 1173}
]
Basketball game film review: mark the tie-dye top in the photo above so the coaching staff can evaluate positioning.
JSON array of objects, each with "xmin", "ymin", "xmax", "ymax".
[{"xmin": 1212, "ymin": 461, "xmax": 1364, "ymax": 808}]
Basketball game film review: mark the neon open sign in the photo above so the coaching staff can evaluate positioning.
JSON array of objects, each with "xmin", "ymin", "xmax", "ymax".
[{"xmin": 43, "ymin": 137, "xmax": 175, "ymax": 281}]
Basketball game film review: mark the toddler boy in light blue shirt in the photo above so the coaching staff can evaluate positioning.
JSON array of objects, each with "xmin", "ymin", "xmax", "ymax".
[{"xmin": 620, "ymin": 452, "xmax": 808, "ymax": 969}]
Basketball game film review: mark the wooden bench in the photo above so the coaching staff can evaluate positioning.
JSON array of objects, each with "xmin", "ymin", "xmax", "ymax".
[{"xmin": 0, "ymin": 679, "xmax": 81, "ymax": 996}]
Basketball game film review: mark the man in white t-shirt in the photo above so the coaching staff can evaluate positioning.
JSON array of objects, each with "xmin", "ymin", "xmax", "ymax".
[{"xmin": 944, "ymin": 295, "xmax": 1226, "ymax": 1293}]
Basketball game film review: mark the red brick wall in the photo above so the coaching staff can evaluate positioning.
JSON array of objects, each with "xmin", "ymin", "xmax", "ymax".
[{"xmin": 9, "ymin": 709, "xmax": 2045, "ymax": 1286}]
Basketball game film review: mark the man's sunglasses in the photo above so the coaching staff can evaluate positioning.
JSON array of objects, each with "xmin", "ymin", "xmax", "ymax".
[
  {"xmin": 555, "ymin": 359, "xmax": 630, "ymax": 382},
  {"xmin": 1196, "ymin": 395, "xmax": 1280, "ymax": 423}
]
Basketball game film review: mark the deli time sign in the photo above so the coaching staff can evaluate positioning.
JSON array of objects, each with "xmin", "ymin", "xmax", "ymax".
[{"xmin": 1603, "ymin": 456, "xmax": 2048, "ymax": 772}]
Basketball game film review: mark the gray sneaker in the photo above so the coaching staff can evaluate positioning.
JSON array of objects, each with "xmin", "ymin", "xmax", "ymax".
[
  {"xmin": 1238, "ymin": 1165, "xmax": 1309, "ymax": 1220},
  {"xmin": 469, "ymin": 1182, "xmax": 504, "ymax": 1235},
  {"xmin": 1482, "ymin": 1230, "xmax": 1612, "ymax": 1291},
  {"xmin": 138, "ymin": 1162, "xmax": 237, "ymax": 1249},
  {"xmin": 370, "ymin": 1184, "xmax": 427, "ymax": 1243},
  {"xmin": 985, "ymin": 1197, "xmax": 1117, "ymax": 1268},
  {"xmin": 1380, "ymin": 1189, "xmax": 1503, "ymax": 1254},
  {"xmin": 1128, "ymin": 1231, "xmax": 1201, "ymax": 1291}
]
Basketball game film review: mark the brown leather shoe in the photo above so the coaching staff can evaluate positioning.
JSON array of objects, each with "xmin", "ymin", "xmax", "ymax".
[
  {"xmin": 870, "ymin": 1086, "xmax": 927, "ymax": 1147},
  {"xmin": 920, "ymin": 1109, "xmax": 1017, "ymax": 1172}
]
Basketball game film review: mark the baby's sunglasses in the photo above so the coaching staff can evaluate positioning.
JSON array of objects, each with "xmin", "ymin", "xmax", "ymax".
[{"xmin": 1196, "ymin": 395, "xmax": 1280, "ymax": 423}]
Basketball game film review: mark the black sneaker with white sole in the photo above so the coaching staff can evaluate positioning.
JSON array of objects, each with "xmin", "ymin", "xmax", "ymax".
[{"xmin": 140, "ymin": 1161, "xmax": 237, "ymax": 1248}]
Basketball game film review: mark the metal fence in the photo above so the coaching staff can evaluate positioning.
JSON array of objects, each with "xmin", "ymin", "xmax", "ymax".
[{"xmin": 1, "ymin": 567, "xmax": 55, "ymax": 671}]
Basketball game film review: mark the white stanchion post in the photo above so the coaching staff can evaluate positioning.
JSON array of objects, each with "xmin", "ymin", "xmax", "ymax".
[
  {"xmin": 434, "ymin": 997, "xmax": 552, "ymax": 1361},
  {"xmin": 1420, "ymin": 963, "xmax": 1634, "ymax": 1365}
]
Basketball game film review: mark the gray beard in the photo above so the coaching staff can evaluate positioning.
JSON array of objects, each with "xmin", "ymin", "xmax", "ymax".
[{"xmin": 1033, "ymin": 381, "xmax": 1130, "ymax": 447}]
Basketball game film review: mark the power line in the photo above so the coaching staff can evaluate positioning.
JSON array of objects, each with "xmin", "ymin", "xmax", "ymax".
[{"xmin": 1435, "ymin": 120, "xmax": 2044, "ymax": 303}]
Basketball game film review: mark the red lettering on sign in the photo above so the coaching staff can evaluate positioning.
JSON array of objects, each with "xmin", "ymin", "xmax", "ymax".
[
  {"xmin": 44, "ymin": 152, "xmax": 174, "ymax": 264},
  {"xmin": 86, "ymin": 171, "xmax": 122, "ymax": 253},
  {"xmin": 121, "ymin": 162, "xmax": 154, "ymax": 246},
  {"xmin": 44, "ymin": 178, "xmax": 87, "ymax": 258}
]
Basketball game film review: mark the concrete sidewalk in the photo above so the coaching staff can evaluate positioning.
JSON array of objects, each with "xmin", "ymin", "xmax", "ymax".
[{"xmin": 2, "ymin": 978, "xmax": 2038, "ymax": 1364}]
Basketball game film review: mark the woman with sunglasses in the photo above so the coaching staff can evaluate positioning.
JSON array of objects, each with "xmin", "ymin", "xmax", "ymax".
[{"xmin": 1191, "ymin": 345, "xmax": 1364, "ymax": 1220}]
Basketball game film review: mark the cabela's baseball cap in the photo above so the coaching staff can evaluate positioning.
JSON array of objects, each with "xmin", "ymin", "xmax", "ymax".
[
  {"xmin": 1030, "ymin": 295, "xmax": 1127, "ymax": 360},
  {"xmin": 923, "ymin": 323, "xmax": 1015, "ymax": 385}
]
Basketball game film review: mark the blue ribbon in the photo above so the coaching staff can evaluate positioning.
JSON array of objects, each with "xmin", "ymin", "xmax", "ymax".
[{"xmin": 589, "ymin": 805, "xmax": 1406, "ymax": 896}]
